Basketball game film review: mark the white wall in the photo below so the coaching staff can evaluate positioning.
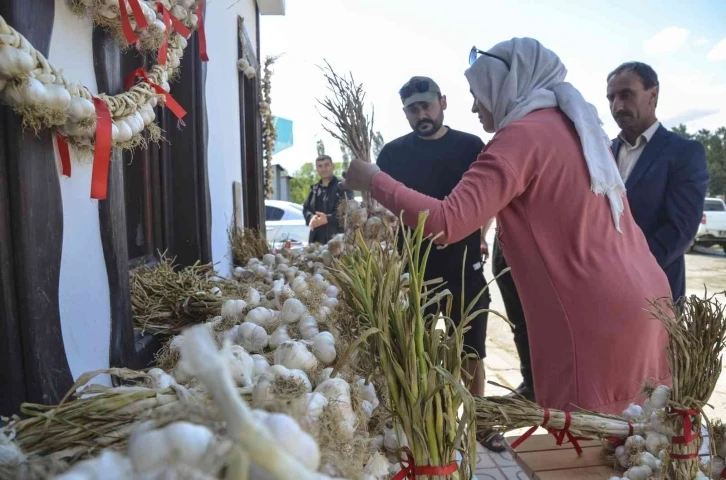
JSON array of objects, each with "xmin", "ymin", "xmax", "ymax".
[
  {"xmin": 50, "ymin": 0, "xmax": 112, "ymax": 385},
  {"xmin": 204, "ymin": 0, "xmax": 258, "ymax": 278}
]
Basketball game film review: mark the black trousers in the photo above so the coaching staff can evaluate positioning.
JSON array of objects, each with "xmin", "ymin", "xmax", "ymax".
[{"xmin": 491, "ymin": 237, "xmax": 533, "ymax": 389}]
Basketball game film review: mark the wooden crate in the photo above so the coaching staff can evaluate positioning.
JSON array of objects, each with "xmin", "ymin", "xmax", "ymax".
[{"xmin": 505, "ymin": 431, "xmax": 618, "ymax": 479}]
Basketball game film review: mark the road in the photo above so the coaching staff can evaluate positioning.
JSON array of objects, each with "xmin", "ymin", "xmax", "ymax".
[{"xmin": 481, "ymin": 227, "xmax": 726, "ymax": 419}]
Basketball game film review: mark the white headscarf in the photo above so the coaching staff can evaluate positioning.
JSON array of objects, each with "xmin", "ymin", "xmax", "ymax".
[{"xmin": 465, "ymin": 37, "xmax": 626, "ymax": 232}]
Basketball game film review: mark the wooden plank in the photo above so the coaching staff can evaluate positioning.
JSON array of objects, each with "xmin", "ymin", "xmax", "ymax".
[
  {"xmin": 233, "ymin": 181, "xmax": 243, "ymax": 231},
  {"xmin": 518, "ymin": 446, "xmax": 609, "ymax": 473},
  {"xmin": 163, "ymin": 23, "xmax": 212, "ymax": 266},
  {"xmin": 92, "ymin": 26, "xmax": 135, "ymax": 372},
  {"xmin": 535, "ymin": 465, "xmax": 617, "ymax": 480},
  {"xmin": 0, "ymin": 0, "xmax": 74, "ymax": 406},
  {"xmin": 506, "ymin": 433, "xmax": 602, "ymax": 453}
]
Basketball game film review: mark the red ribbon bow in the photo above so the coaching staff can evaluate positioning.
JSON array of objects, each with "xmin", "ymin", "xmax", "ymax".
[
  {"xmin": 155, "ymin": 3, "xmax": 192, "ymax": 65},
  {"xmin": 126, "ymin": 68, "xmax": 187, "ymax": 120},
  {"xmin": 668, "ymin": 407, "xmax": 701, "ymax": 460},
  {"xmin": 605, "ymin": 422, "xmax": 634, "ymax": 447},
  {"xmin": 55, "ymin": 134, "xmax": 72, "ymax": 177},
  {"xmin": 119, "ymin": 0, "xmax": 150, "ymax": 44},
  {"xmin": 196, "ymin": 0, "xmax": 209, "ymax": 62},
  {"xmin": 510, "ymin": 409, "xmax": 588, "ymax": 456},
  {"xmin": 90, "ymin": 97, "xmax": 112, "ymax": 200},
  {"xmin": 391, "ymin": 447, "xmax": 458, "ymax": 480}
]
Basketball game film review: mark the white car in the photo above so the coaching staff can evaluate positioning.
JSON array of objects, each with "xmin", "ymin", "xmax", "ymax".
[
  {"xmin": 693, "ymin": 197, "xmax": 726, "ymax": 253},
  {"xmin": 265, "ymin": 200, "xmax": 310, "ymax": 250}
]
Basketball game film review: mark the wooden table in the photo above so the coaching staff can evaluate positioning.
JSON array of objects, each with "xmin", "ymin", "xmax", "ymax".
[{"xmin": 505, "ymin": 431, "xmax": 618, "ymax": 479}]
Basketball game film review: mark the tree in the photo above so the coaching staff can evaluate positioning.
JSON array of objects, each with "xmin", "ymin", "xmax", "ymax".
[
  {"xmin": 372, "ymin": 131, "xmax": 385, "ymax": 160},
  {"xmin": 316, "ymin": 139, "xmax": 325, "ymax": 157},
  {"xmin": 672, "ymin": 124, "xmax": 726, "ymax": 196}
]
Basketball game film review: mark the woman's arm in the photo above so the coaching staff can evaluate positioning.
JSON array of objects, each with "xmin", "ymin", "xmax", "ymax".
[{"xmin": 370, "ymin": 129, "xmax": 529, "ymax": 244}]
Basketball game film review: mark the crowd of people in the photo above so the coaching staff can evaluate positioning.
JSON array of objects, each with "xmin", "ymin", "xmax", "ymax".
[{"xmin": 303, "ymin": 37, "xmax": 710, "ymax": 452}]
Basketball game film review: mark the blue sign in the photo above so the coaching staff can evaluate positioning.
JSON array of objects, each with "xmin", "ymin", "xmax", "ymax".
[{"xmin": 273, "ymin": 116, "xmax": 293, "ymax": 154}]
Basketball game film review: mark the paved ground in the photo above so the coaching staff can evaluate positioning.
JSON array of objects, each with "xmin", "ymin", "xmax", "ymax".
[{"xmin": 473, "ymin": 230, "xmax": 726, "ymax": 478}]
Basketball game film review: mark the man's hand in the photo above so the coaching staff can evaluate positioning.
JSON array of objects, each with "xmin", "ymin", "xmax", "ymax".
[
  {"xmin": 315, "ymin": 212, "xmax": 329, "ymax": 226},
  {"xmin": 481, "ymin": 239, "xmax": 489, "ymax": 261},
  {"xmin": 309, "ymin": 215, "xmax": 321, "ymax": 229},
  {"xmin": 340, "ymin": 159, "xmax": 381, "ymax": 191}
]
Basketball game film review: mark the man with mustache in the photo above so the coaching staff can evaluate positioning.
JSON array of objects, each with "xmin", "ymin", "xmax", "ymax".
[
  {"xmin": 607, "ymin": 62, "xmax": 709, "ymax": 302},
  {"xmin": 375, "ymin": 76, "xmax": 500, "ymax": 449}
]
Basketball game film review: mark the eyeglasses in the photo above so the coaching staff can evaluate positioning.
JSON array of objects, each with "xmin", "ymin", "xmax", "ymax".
[
  {"xmin": 469, "ymin": 46, "xmax": 511, "ymax": 69},
  {"xmin": 399, "ymin": 80, "xmax": 430, "ymax": 100}
]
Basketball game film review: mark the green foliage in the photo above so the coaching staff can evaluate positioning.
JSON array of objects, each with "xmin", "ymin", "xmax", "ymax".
[{"xmin": 672, "ymin": 124, "xmax": 726, "ymax": 196}]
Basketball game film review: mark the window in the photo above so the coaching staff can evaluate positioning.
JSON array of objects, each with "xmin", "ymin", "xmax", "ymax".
[
  {"xmin": 704, "ymin": 199, "xmax": 725, "ymax": 212},
  {"xmin": 266, "ymin": 206, "xmax": 284, "ymax": 221},
  {"xmin": 286, "ymin": 208, "xmax": 304, "ymax": 221}
]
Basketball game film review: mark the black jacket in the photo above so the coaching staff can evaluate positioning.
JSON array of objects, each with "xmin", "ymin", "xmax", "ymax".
[{"xmin": 302, "ymin": 176, "xmax": 354, "ymax": 244}]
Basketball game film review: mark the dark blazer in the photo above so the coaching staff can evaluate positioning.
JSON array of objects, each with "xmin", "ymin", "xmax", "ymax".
[{"xmin": 612, "ymin": 125, "xmax": 709, "ymax": 301}]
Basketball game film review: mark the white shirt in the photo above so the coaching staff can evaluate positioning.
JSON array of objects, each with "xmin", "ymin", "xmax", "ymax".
[{"xmin": 616, "ymin": 120, "xmax": 661, "ymax": 182}]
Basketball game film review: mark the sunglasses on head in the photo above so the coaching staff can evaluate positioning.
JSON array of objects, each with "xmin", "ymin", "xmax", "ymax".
[
  {"xmin": 399, "ymin": 80, "xmax": 431, "ymax": 100},
  {"xmin": 469, "ymin": 46, "xmax": 511, "ymax": 69}
]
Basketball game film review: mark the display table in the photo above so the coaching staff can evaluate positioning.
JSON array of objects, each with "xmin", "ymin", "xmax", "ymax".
[{"xmin": 505, "ymin": 432, "xmax": 618, "ymax": 479}]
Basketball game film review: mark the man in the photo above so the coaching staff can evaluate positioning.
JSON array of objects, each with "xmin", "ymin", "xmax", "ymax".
[
  {"xmin": 607, "ymin": 62, "xmax": 709, "ymax": 302},
  {"xmin": 303, "ymin": 154, "xmax": 354, "ymax": 245},
  {"xmin": 375, "ymin": 76, "xmax": 498, "ymax": 448}
]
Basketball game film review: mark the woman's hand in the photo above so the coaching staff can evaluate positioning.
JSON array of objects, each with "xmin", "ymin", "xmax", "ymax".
[{"xmin": 340, "ymin": 159, "xmax": 381, "ymax": 191}]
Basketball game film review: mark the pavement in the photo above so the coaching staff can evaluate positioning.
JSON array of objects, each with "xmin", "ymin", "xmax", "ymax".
[{"xmin": 473, "ymin": 232, "xmax": 726, "ymax": 478}]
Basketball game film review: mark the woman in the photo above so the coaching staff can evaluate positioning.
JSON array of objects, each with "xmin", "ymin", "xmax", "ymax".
[{"xmin": 342, "ymin": 38, "xmax": 672, "ymax": 416}]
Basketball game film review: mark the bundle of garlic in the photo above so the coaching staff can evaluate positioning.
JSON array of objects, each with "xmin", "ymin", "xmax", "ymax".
[{"xmin": 0, "ymin": 1, "xmax": 196, "ymax": 151}]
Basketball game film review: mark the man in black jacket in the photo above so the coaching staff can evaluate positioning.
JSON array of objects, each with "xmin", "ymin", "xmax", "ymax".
[{"xmin": 303, "ymin": 154, "xmax": 354, "ymax": 244}]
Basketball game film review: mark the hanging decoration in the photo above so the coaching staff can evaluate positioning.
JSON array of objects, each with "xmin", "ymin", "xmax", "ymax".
[
  {"xmin": 260, "ymin": 54, "xmax": 280, "ymax": 200},
  {"xmin": 0, "ymin": 0, "xmax": 210, "ymax": 200}
]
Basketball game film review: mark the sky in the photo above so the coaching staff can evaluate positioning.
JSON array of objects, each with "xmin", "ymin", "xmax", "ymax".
[{"xmin": 259, "ymin": 0, "xmax": 726, "ymax": 175}]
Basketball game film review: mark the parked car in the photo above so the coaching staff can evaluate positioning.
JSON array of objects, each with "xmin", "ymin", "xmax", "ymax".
[
  {"xmin": 264, "ymin": 199, "xmax": 310, "ymax": 250},
  {"xmin": 692, "ymin": 197, "xmax": 726, "ymax": 253}
]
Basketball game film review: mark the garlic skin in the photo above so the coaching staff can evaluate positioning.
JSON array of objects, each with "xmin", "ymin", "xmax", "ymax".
[
  {"xmin": 127, "ymin": 421, "xmax": 215, "ymax": 473},
  {"xmin": 650, "ymin": 385, "xmax": 671, "ymax": 409},
  {"xmin": 237, "ymin": 322, "xmax": 269, "ymax": 352},
  {"xmin": 269, "ymin": 325, "xmax": 292, "ymax": 350},
  {"xmin": 245, "ymin": 307, "xmax": 275, "ymax": 328},
  {"xmin": 281, "ymin": 298, "xmax": 307, "ymax": 324},
  {"xmin": 621, "ymin": 403, "xmax": 644, "ymax": 422},
  {"xmin": 251, "ymin": 353, "xmax": 270, "ymax": 378},
  {"xmin": 363, "ymin": 451, "xmax": 390, "ymax": 477},
  {"xmin": 0, "ymin": 46, "xmax": 35, "ymax": 78},
  {"xmin": 273, "ymin": 341, "xmax": 318, "ymax": 372},
  {"xmin": 0, "ymin": 432, "xmax": 25, "ymax": 468},
  {"xmin": 645, "ymin": 431, "xmax": 668, "ymax": 456},
  {"xmin": 311, "ymin": 331, "xmax": 336, "ymax": 365},
  {"xmin": 226, "ymin": 344, "xmax": 255, "ymax": 387},
  {"xmin": 356, "ymin": 378, "xmax": 380, "ymax": 409},
  {"xmin": 54, "ymin": 450, "xmax": 133, "ymax": 480},
  {"xmin": 147, "ymin": 367, "xmax": 176, "ymax": 389},
  {"xmin": 623, "ymin": 465, "xmax": 652, "ymax": 480},
  {"xmin": 246, "ymin": 287, "xmax": 261, "ymax": 306},
  {"xmin": 315, "ymin": 378, "xmax": 358, "ymax": 438},
  {"xmin": 263, "ymin": 413, "xmax": 321, "ymax": 472},
  {"xmin": 252, "ymin": 365, "xmax": 312, "ymax": 406},
  {"xmin": 624, "ymin": 435, "xmax": 645, "ymax": 453},
  {"xmin": 383, "ymin": 424, "xmax": 409, "ymax": 452},
  {"xmin": 614, "ymin": 445, "xmax": 629, "ymax": 468},
  {"xmin": 299, "ymin": 315, "xmax": 320, "ymax": 340},
  {"xmin": 292, "ymin": 392, "xmax": 329, "ymax": 429},
  {"xmin": 221, "ymin": 299, "xmax": 247, "ymax": 321}
]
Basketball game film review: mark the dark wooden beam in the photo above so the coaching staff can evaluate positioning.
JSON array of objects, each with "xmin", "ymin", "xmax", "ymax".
[
  {"xmin": 162, "ymin": 25, "xmax": 212, "ymax": 267},
  {"xmin": 0, "ymin": 0, "xmax": 74, "ymax": 408},
  {"xmin": 92, "ymin": 26, "xmax": 135, "ymax": 372}
]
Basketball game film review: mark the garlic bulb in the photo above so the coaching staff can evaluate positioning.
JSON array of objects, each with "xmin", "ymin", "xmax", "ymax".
[
  {"xmin": 68, "ymin": 96, "xmax": 95, "ymax": 121},
  {"xmin": 281, "ymin": 298, "xmax": 307, "ymax": 324},
  {"xmin": 614, "ymin": 445, "xmax": 629, "ymax": 468},
  {"xmin": 299, "ymin": 316, "xmax": 320, "ymax": 340},
  {"xmin": 262, "ymin": 253, "xmax": 276, "ymax": 267},
  {"xmin": 312, "ymin": 331, "xmax": 336, "ymax": 365},
  {"xmin": 246, "ymin": 287, "xmax": 261, "ymax": 306},
  {"xmin": 315, "ymin": 378, "xmax": 358, "ymax": 438},
  {"xmin": 44, "ymin": 84, "xmax": 72, "ymax": 111},
  {"xmin": 624, "ymin": 435, "xmax": 645, "ymax": 453},
  {"xmin": 291, "ymin": 276, "xmax": 309, "ymax": 295},
  {"xmin": 274, "ymin": 341, "xmax": 317, "ymax": 372},
  {"xmin": 0, "ymin": 46, "xmax": 34, "ymax": 78},
  {"xmin": 645, "ymin": 431, "xmax": 668, "ymax": 456},
  {"xmin": 114, "ymin": 119, "xmax": 132, "ymax": 143},
  {"xmin": 233, "ymin": 266, "xmax": 244, "ymax": 278},
  {"xmin": 621, "ymin": 403, "xmax": 644, "ymax": 422},
  {"xmin": 245, "ymin": 307, "xmax": 275, "ymax": 328},
  {"xmin": 221, "ymin": 299, "xmax": 247, "ymax": 321},
  {"xmin": 54, "ymin": 450, "xmax": 132, "ymax": 480},
  {"xmin": 292, "ymin": 392, "xmax": 329, "ymax": 428},
  {"xmin": 252, "ymin": 365, "xmax": 312, "ymax": 406},
  {"xmin": 363, "ymin": 451, "xmax": 390, "ymax": 478},
  {"xmin": 237, "ymin": 322, "xmax": 269, "ymax": 352},
  {"xmin": 127, "ymin": 421, "xmax": 215, "ymax": 473},
  {"xmin": 383, "ymin": 424, "xmax": 408, "ymax": 451},
  {"xmin": 148, "ymin": 367, "xmax": 176, "ymax": 389},
  {"xmin": 5, "ymin": 78, "xmax": 47, "ymax": 107},
  {"xmin": 269, "ymin": 325, "xmax": 292, "ymax": 349},
  {"xmin": 264, "ymin": 413, "xmax": 320, "ymax": 472},
  {"xmin": 226, "ymin": 344, "xmax": 255, "ymax": 387},
  {"xmin": 0, "ymin": 432, "xmax": 25, "ymax": 468},
  {"xmin": 356, "ymin": 378, "xmax": 379, "ymax": 409},
  {"xmin": 315, "ymin": 367, "xmax": 335, "ymax": 386},
  {"xmin": 623, "ymin": 465, "xmax": 651, "ymax": 480},
  {"xmin": 251, "ymin": 353, "xmax": 270, "ymax": 378},
  {"xmin": 650, "ymin": 385, "xmax": 671, "ymax": 409}
]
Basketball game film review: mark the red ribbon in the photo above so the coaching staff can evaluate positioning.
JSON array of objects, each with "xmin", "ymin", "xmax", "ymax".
[
  {"xmin": 510, "ymin": 409, "xmax": 587, "ymax": 455},
  {"xmin": 156, "ymin": 2, "xmax": 172, "ymax": 65},
  {"xmin": 169, "ymin": 9, "xmax": 191, "ymax": 38},
  {"xmin": 128, "ymin": 68, "xmax": 187, "ymax": 120},
  {"xmin": 90, "ymin": 98, "xmax": 112, "ymax": 200},
  {"xmin": 55, "ymin": 134, "xmax": 72, "ymax": 177},
  {"xmin": 196, "ymin": 0, "xmax": 209, "ymax": 62},
  {"xmin": 128, "ymin": 0, "xmax": 149, "ymax": 30},
  {"xmin": 666, "ymin": 407, "xmax": 701, "ymax": 460},
  {"xmin": 604, "ymin": 422, "xmax": 634, "ymax": 447},
  {"xmin": 391, "ymin": 447, "xmax": 458, "ymax": 480},
  {"xmin": 118, "ymin": 0, "xmax": 138, "ymax": 44}
]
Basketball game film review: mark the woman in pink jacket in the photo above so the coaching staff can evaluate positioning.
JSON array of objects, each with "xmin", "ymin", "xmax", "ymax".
[{"xmin": 342, "ymin": 38, "xmax": 671, "ymax": 418}]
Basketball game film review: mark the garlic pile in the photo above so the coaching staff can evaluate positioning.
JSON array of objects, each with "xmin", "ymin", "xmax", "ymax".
[{"xmin": 0, "ymin": 0, "xmax": 198, "ymax": 149}]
